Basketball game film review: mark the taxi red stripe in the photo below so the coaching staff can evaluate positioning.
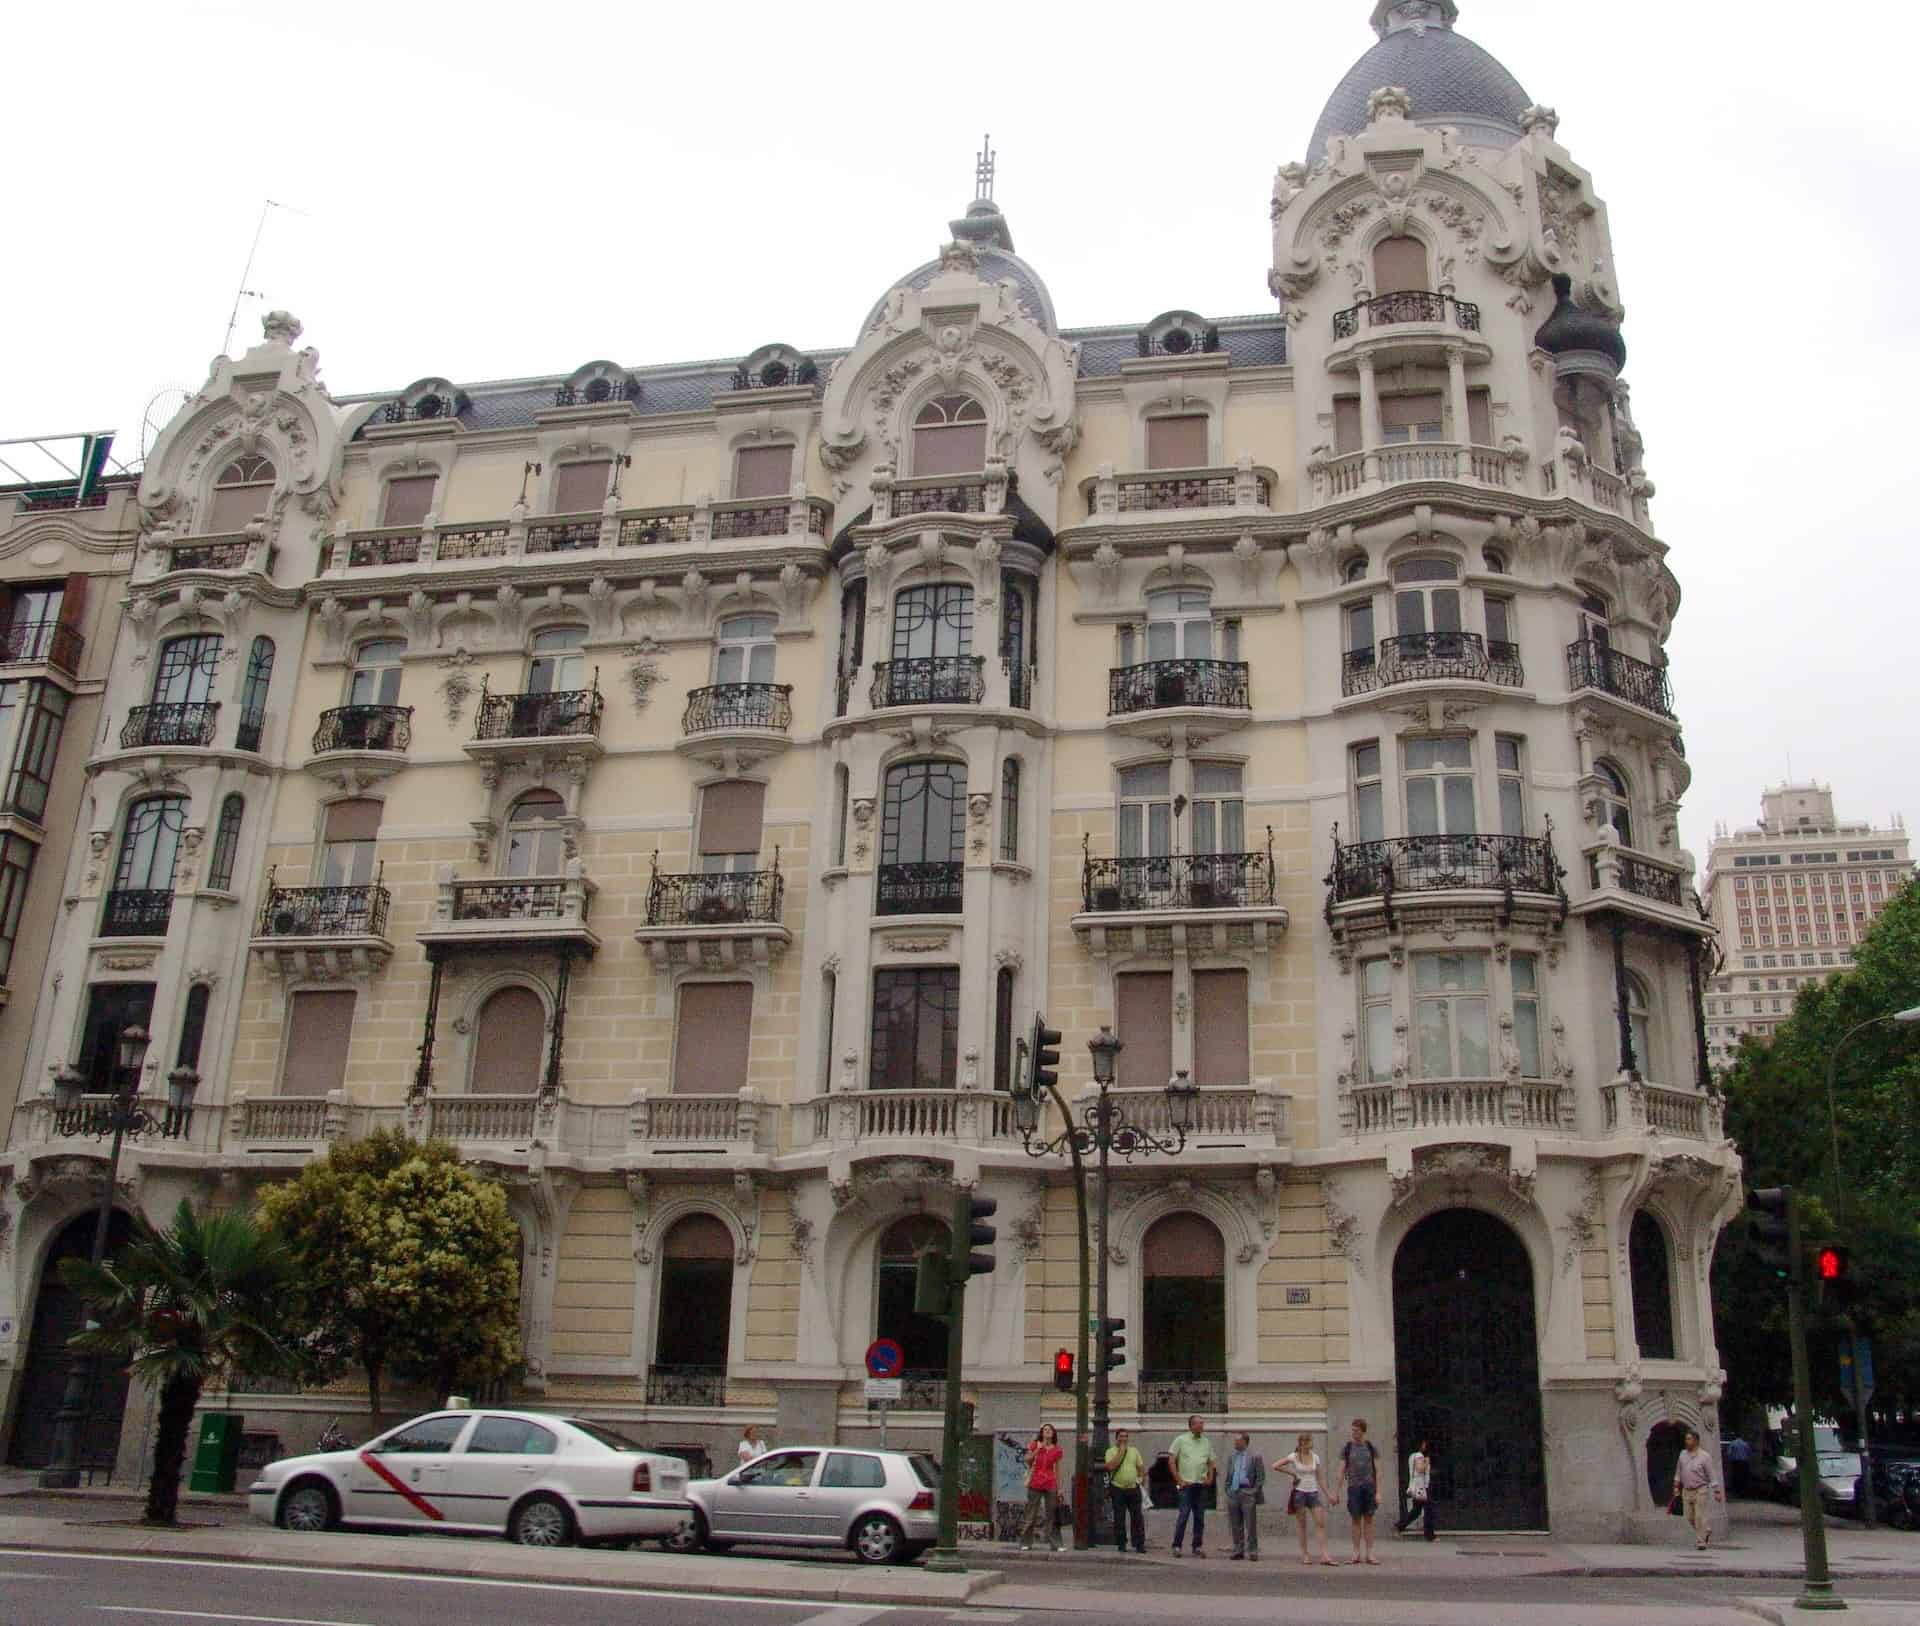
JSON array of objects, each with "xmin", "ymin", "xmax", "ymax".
[{"xmin": 357, "ymin": 1449, "xmax": 444, "ymax": 1520}]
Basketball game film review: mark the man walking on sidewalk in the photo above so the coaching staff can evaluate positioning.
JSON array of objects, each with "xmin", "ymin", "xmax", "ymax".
[
  {"xmin": 1225, "ymin": 1432, "xmax": 1266, "ymax": 1561},
  {"xmin": 1169, "ymin": 1415, "xmax": 1218, "ymax": 1556},
  {"xmin": 1105, "ymin": 1428, "xmax": 1147, "ymax": 1555}
]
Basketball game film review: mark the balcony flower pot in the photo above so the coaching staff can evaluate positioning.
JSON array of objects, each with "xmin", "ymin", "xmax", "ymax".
[
  {"xmin": 1154, "ymin": 673, "xmax": 1188, "ymax": 707},
  {"xmin": 1094, "ymin": 885, "xmax": 1124, "ymax": 912}
]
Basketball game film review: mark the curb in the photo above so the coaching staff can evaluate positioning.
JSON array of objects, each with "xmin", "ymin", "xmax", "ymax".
[{"xmin": 1539, "ymin": 1564, "xmax": 1920, "ymax": 1581}]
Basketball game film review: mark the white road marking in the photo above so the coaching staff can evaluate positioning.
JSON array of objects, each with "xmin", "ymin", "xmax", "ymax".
[
  {"xmin": 98, "ymin": 1612, "xmax": 375, "ymax": 1626},
  {"xmin": 789, "ymin": 1610, "xmax": 890, "ymax": 1626}
]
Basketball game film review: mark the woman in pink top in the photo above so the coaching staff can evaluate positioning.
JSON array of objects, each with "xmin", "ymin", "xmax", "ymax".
[{"xmin": 1019, "ymin": 1423, "xmax": 1066, "ymax": 1552}]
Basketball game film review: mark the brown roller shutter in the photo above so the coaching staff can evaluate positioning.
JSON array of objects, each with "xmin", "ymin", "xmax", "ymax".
[
  {"xmin": 554, "ymin": 460, "xmax": 611, "ymax": 513},
  {"xmin": 1142, "ymin": 1212, "xmax": 1224, "ymax": 1278},
  {"xmin": 1192, "ymin": 969, "xmax": 1250, "ymax": 1086},
  {"xmin": 281, "ymin": 990, "xmax": 356, "ymax": 1096},
  {"xmin": 1380, "ymin": 393, "xmax": 1444, "ymax": 430},
  {"xmin": 912, "ymin": 422, "xmax": 987, "ymax": 477},
  {"xmin": 381, "ymin": 475, "xmax": 437, "ymax": 527},
  {"xmin": 673, "ymin": 983, "xmax": 754, "ymax": 1094},
  {"xmin": 471, "ymin": 986, "xmax": 546, "ymax": 1094},
  {"xmin": 663, "ymin": 1213, "xmax": 735, "ymax": 1260},
  {"xmin": 323, "ymin": 799, "xmax": 384, "ymax": 842},
  {"xmin": 1146, "ymin": 415, "xmax": 1209, "ymax": 470},
  {"xmin": 208, "ymin": 479, "xmax": 271, "ymax": 534},
  {"xmin": 1334, "ymin": 398, "xmax": 1362, "ymax": 455},
  {"xmin": 698, "ymin": 781, "xmax": 766, "ymax": 856},
  {"xmin": 1372, "ymin": 235, "xmax": 1429, "ymax": 294},
  {"xmin": 1115, "ymin": 971, "xmax": 1173, "ymax": 1090},
  {"xmin": 734, "ymin": 445, "xmax": 794, "ymax": 500},
  {"xmin": 1468, "ymin": 388, "xmax": 1494, "ymax": 447}
]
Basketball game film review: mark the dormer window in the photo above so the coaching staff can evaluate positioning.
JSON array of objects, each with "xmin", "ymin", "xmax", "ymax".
[
  {"xmin": 207, "ymin": 455, "xmax": 275, "ymax": 533},
  {"xmin": 911, "ymin": 396, "xmax": 987, "ymax": 477}
]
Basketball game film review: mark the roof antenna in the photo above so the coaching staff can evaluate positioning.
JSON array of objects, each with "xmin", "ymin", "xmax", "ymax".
[
  {"xmin": 974, "ymin": 133, "xmax": 996, "ymax": 203},
  {"xmin": 222, "ymin": 198, "xmax": 307, "ymax": 356}
]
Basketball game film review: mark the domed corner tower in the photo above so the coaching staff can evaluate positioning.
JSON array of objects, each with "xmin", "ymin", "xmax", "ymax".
[{"xmin": 1279, "ymin": 4, "xmax": 1740, "ymax": 1545}]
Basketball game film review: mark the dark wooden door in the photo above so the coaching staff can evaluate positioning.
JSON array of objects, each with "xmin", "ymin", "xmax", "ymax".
[{"xmin": 6, "ymin": 1211, "xmax": 133, "ymax": 1470}]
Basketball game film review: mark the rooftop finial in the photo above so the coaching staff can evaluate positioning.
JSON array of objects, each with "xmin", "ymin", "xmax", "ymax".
[
  {"xmin": 1371, "ymin": 1, "xmax": 1459, "ymax": 39},
  {"xmin": 974, "ymin": 133, "xmax": 996, "ymax": 202}
]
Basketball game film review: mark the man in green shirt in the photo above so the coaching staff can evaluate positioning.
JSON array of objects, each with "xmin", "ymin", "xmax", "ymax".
[
  {"xmin": 1105, "ymin": 1427, "xmax": 1148, "ymax": 1553},
  {"xmin": 1169, "ymin": 1415, "xmax": 1219, "ymax": 1555}
]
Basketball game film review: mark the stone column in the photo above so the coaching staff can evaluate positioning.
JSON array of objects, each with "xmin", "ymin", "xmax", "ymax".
[
  {"xmin": 1357, "ymin": 355, "xmax": 1381, "ymax": 487},
  {"xmin": 1445, "ymin": 344, "xmax": 1473, "ymax": 479}
]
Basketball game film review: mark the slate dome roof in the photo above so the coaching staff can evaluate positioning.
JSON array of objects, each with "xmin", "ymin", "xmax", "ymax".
[
  {"xmin": 1307, "ymin": 3, "xmax": 1531, "ymax": 162},
  {"xmin": 862, "ymin": 198, "xmax": 1057, "ymax": 336}
]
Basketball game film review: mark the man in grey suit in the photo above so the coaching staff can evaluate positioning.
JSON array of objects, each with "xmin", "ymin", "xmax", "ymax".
[{"xmin": 1224, "ymin": 1432, "xmax": 1267, "ymax": 1560}]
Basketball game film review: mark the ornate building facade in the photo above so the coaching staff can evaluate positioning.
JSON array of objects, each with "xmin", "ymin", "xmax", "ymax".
[{"xmin": 1, "ymin": 2, "xmax": 1739, "ymax": 1536}]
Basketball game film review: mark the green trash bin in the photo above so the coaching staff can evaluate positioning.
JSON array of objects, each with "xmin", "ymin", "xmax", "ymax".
[{"xmin": 188, "ymin": 1412, "xmax": 244, "ymax": 1494}]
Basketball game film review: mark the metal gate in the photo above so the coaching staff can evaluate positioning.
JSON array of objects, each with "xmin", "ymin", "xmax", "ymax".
[
  {"xmin": 5, "ymin": 1211, "xmax": 133, "ymax": 1471},
  {"xmin": 1392, "ymin": 1208, "xmax": 1547, "ymax": 1530}
]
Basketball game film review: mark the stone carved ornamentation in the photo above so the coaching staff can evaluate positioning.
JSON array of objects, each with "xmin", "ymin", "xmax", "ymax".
[
  {"xmin": 438, "ymin": 648, "xmax": 477, "ymax": 728},
  {"xmin": 788, "ymin": 1214, "xmax": 815, "ymax": 1268},
  {"xmin": 1366, "ymin": 84, "xmax": 1412, "ymax": 123},
  {"xmin": 1560, "ymin": 1167, "xmax": 1603, "ymax": 1275},
  {"xmin": 623, "ymin": 639, "xmax": 663, "ymax": 710},
  {"xmin": 1322, "ymin": 1178, "xmax": 1366, "ymax": 1278}
]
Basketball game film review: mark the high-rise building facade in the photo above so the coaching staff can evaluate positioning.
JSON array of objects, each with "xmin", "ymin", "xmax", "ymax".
[
  {"xmin": 1702, "ymin": 784, "xmax": 1912, "ymax": 1065},
  {"xmin": 1, "ymin": 4, "xmax": 1741, "ymax": 1536}
]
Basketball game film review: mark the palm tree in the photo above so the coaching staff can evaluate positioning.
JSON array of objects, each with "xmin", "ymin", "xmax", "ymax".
[{"xmin": 61, "ymin": 1199, "xmax": 291, "ymax": 1526}]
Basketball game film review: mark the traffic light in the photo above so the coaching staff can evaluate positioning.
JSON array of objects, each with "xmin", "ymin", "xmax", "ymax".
[
  {"xmin": 1032, "ymin": 1015, "xmax": 1063, "ymax": 1095},
  {"xmin": 1053, "ymin": 1349, "xmax": 1075, "ymax": 1392},
  {"xmin": 964, "ymin": 1195, "xmax": 998, "ymax": 1278},
  {"xmin": 1748, "ymin": 1186, "xmax": 1793, "ymax": 1280},
  {"xmin": 1815, "ymin": 1243, "xmax": 1859, "ymax": 1312},
  {"xmin": 1099, "ymin": 1316, "xmax": 1127, "ymax": 1371},
  {"xmin": 914, "ymin": 1238, "xmax": 952, "ymax": 1317}
]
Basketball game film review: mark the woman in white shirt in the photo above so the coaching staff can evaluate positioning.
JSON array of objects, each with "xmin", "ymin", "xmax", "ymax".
[
  {"xmin": 737, "ymin": 1424, "xmax": 763, "ymax": 1467},
  {"xmin": 1395, "ymin": 1439, "xmax": 1435, "ymax": 1540},
  {"xmin": 1276, "ymin": 1432, "xmax": 1334, "ymax": 1565}
]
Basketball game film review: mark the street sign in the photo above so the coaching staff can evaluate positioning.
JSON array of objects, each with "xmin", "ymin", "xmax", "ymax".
[
  {"xmin": 865, "ymin": 1337, "xmax": 905, "ymax": 1378},
  {"xmin": 1839, "ymin": 1337, "xmax": 1875, "ymax": 1405},
  {"xmin": 864, "ymin": 1378, "xmax": 903, "ymax": 1402}
]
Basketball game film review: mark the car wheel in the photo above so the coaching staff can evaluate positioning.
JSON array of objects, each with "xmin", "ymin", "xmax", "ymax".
[
  {"xmin": 851, "ymin": 1512, "xmax": 904, "ymax": 1565},
  {"xmin": 663, "ymin": 1510, "xmax": 708, "ymax": 1553},
  {"xmin": 277, "ymin": 1478, "xmax": 340, "ymax": 1534},
  {"xmin": 508, "ymin": 1493, "xmax": 576, "ymax": 1548}
]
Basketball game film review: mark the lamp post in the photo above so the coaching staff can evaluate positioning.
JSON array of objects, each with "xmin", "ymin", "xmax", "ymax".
[
  {"xmin": 39, "ymin": 1025, "xmax": 194, "ymax": 1489},
  {"xmin": 1012, "ymin": 1024, "xmax": 1197, "ymax": 1548}
]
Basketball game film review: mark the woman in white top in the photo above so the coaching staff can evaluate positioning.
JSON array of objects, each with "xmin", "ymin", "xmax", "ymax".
[
  {"xmin": 1276, "ymin": 1432, "xmax": 1334, "ymax": 1564},
  {"xmin": 1395, "ymin": 1439, "xmax": 1435, "ymax": 1540},
  {"xmin": 737, "ymin": 1424, "xmax": 763, "ymax": 1467}
]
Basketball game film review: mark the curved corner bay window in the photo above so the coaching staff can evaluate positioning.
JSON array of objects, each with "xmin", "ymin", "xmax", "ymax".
[
  {"xmin": 870, "ymin": 967, "xmax": 960, "ymax": 1090},
  {"xmin": 1141, "ymin": 1213, "xmax": 1226, "ymax": 1386},
  {"xmin": 878, "ymin": 761, "xmax": 964, "ymax": 913},
  {"xmin": 910, "ymin": 396, "xmax": 987, "ymax": 477},
  {"xmin": 237, "ymin": 636, "xmax": 275, "ymax": 752},
  {"xmin": 471, "ymin": 986, "xmax": 545, "ymax": 1094},
  {"xmin": 1628, "ymin": 1210, "xmax": 1676, "ymax": 1360},
  {"xmin": 1412, "ymin": 952, "xmax": 1490, "ymax": 1079},
  {"xmin": 207, "ymin": 454, "xmax": 275, "ymax": 534},
  {"xmin": 876, "ymin": 1214, "xmax": 950, "ymax": 1374},
  {"xmin": 655, "ymin": 1215, "xmax": 735, "ymax": 1379},
  {"xmin": 206, "ymin": 794, "xmax": 244, "ymax": 891},
  {"xmin": 504, "ymin": 790, "xmax": 567, "ymax": 876}
]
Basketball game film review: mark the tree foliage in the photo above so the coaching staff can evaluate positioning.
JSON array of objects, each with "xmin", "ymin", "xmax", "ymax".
[
  {"xmin": 62, "ymin": 1199, "xmax": 292, "ymax": 1525},
  {"xmin": 256, "ymin": 1129, "xmax": 522, "ymax": 1419},
  {"xmin": 1714, "ymin": 879, "xmax": 1920, "ymax": 1421}
]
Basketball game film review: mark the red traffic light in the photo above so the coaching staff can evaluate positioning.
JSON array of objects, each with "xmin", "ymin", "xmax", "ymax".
[
  {"xmin": 1816, "ymin": 1245, "xmax": 1847, "ymax": 1282},
  {"xmin": 1053, "ymin": 1348, "xmax": 1074, "ymax": 1392}
]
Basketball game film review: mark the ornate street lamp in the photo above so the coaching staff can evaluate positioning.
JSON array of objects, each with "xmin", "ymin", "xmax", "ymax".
[{"xmin": 39, "ymin": 1023, "xmax": 192, "ymax": 1489}]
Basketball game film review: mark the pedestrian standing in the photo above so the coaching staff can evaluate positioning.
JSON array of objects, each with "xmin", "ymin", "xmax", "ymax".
[
  {"xmin": 736, "ymin": 1423, "xmax": 762, "ymax": 1467},
  {"xmin": 1018, "ymin": 1423, "xmax": 1065, "ymax": 1552},
  {"xmin": 1224, "ymin": 1431, "xmax": 1266, "ymax": 1561},
  {"xmin": 1169, "ymin": 1415, "xmax": 1219, "ymax": 1556},
  {"xmin": 1394, "ymin": 1438, "xmax": 1436, "ymax": 1540},
  {"xmin": 1276, "ymin": 1433, "xmax": 1334, "ymax": 1565},
  {"xmin": 1333, "ymin": 1418, "xmax": 1381, "ymax": 1564},
  {"xmin": 1672, "ymin": 1428, "xmax": 1722, "ymax": 1550},
  {"xmin": 1105, "ymin": 1428, "xmax": 1148, "ymax": 1554}
]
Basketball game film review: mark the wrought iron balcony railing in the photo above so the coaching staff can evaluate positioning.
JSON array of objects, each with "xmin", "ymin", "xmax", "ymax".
[
  {"xmin": 891, "ymin": 477, "xmax": 989, "ymax": 516},
  {"xmin": 2, "ymin": 618, "xmax": 85, "ymax": 672},
  {"xmin": 1588, "ymin": 849, "xmax": 1688, "ymax": 908},
  {"xmin": 1114, "ymin": 472, "xmax": 1271, "ymax": 511},
  {"xmin": 1136, "ymin": 1370, "xmax": 1229, "ymax": 1415},
  {"xmin": 645, "ymin": 1364, "xmax": 727, "ymax": 1407},
  {"xmin": 258, "ymin": 881, "xmax": 391, "ymax": 939},
  {"xmin": 312, "ymin": 705, "xmax": 412, "ymax": 754},
  {"xmin": 1566, "ymin": 639, "xmax": 1676, "ymax": 719},
  {"xmin": 334, "ymin": 529, "xmax": 424, "ymax": 568},
  {"xmin": 1327, "ymin": 832, "xmax": 1567, "ymax": 910},
  {"xmin": 526, "ymin": 518, "xmax": 601, "ymax": 554},
  {"xmin": 870, "ymin": 656, "xmax": 986, "ymax": 708},
  {"xmin": 165, "ymin": 537, "xmax": 252, "ymax": 571},
  {"xmin": 1331, "ymin": 289, "xmax": 1482, "ymax": 339},
  {"xmin": 236, "ymin": 707, "xmax": 266, "ymax": 753},
  {"xmin": 120, "ymin": 702, "xmax": 219, "ymax": 749},
  {"xmin": 1107, "ymin": 658, "xmax": 1250, "ymax": 716},
  {"xmin": 682, "ymin": 683, "xmax": 793, "ymax": 735},
  {"xmin": 1082, "ymin": 851, "xmax": 1276, "ymax": 913},
  {"xmin": 645, "ymin": 869, "xmax": 784, "ymax": 927},
  {"xmin": 448, "ymin": 879, "xmax": 578, "ymax": 923},
  {"xmin": 99, "ymin": 887, "xmax": 174, "ymax": 937},
  {"xmin": 473, "ymin": 686, "xmax": 602, "ymax": 741},
  {"xmin": 876, "ymin": 860, "xmax": 965, "ymax": 916},
  {"xmin": 1341, "ymin": 632, "xmax": 1523, "ymax": 696},
  {"xmin": 1005, "ymin": 660, "xmax": 1033, "ymax": 710}
]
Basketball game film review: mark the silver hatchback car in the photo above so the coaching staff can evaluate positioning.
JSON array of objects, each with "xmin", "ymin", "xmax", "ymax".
[{"xmin": 674, "ymin": 1446, "xmax": 939, "ymax": 1564}]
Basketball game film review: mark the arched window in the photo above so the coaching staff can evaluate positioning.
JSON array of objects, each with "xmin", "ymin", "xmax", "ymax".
[
  {"xmin": 348, "ymin": 639, "xmax": 404, "ymax": 707},
  {"xmin": 152, "ymin": 633, "xmax": 222, "ymax": 705},
  {"xmin": 175, "ymin": 982, "xmax": 212, "ymax": 1073},
  {"xmin": 876, "ymin": 1215, "xmax": 950, "ymax": 1377},
  {"xmin": 504, "ymin": 790, "xmax": 567, "ymax": 877},
  {"xmin": 1141, "ymin": 1213, "xmax": 1226, "ymax": 1385},
  {"xmin": 527, "ymin": 627, "xmax": 586, "ymax": 694},
  {"xmin": 999, "ymin": 757, "xmax": 1020, "ymax": 862},
  {"xmin": 470, "ymin": 986, "xmax": 546, "ymax": 1094},
  {"xmin": 878, "ymin": 760, "xmax": 966, "ymax": 914},
  {"xmin": 206, "ymin": 794, "xmax": 244, "ymax": 891},
  {"xmin": 910, "ymin": 395, "xmax": 987, "ymax": 477},
  {"xmin": 1343, "ymin": 556, "xmax": 1369, "ymax": 584},
  {"xmin": 1393, "ymin": 558, "xmax": 1463, "ymax": 637},
  {"xmin": 237, "ymin": 636, "xmax": 275, "ymax": 752},
  {"xmin": 714, "ymin": 614, "xmax": 777, "ymax": 685},
  {"xmin": 207, "ymin": 454, "xmax": 276, "ymax": 534},
  {"xmin": 1619, "ymin": 971, "xmax": 1654, "ymax": 1079},
  {"xmin": 1483, "ymin": 547, "xmax": 1509, "ymax": 575},
  {"xmin": 654, "ymin": 1214, "xmax": 735, "ymax": 1391},
  {"xmin": 1122, "ymin": 588, "xmax": 1216, "ymax": 667},
  {"xmin": 1628, "ymin": 1210, "xmax": 1675, "ymax": 1360},
  {"xmin": 1596, "ymin": 761, "xmax": 1633, "ymax": 846},
  {"xmin": 114, "ymin": 796, "xmax": 187, "ymax": 892},
  {"xmin": 992, "ymin": 964, "xmax": 1016, "ymax": 1092},
  {"xmin": 1372, "ymin": 235, "xmax": 1430, "ymax": 296}
]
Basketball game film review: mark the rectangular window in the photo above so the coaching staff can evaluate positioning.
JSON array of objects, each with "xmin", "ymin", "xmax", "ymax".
[
  {"xmin": 1496, "ymin": 735, "xmax": 1525, "ymax": 836},
  {"xmin": 1467, "ymin": 387, "xmax": 1493, "ymax": 447},
  {"xmin": 0, "ymin": 831, "xmax": 36, "ymax": 983},
  {"xmin": 553, "ymin": 460, "xmax": 611, "ymax": 513},
  {"xmin": 1512, "ymin": 952, "xmax": 1543, "ymax": 1078},
  {"xmin": 1115, "ymin": 970, "xmax": 1174, "ymax": 1090},
  {"xmin": 207, "ymin": 482, "xmax": 267, "ymax": 534},
  {"xmin": 280, "ymin": 989, "xmax": 356, "ymax": 1096},
  {"xmin": 1352, "ymin": 742, "xmax": 1385, "ymax": 844},
  {"xmin": 3, "ymin": 681, "xmax": 69, "ymax": 821},
  {"xmin": 672, "ymin": 982, "xmax": 755, "ymax": 1094},
  {"xmin": 1118, "ymin": 762, "xmax": 1174, "ymax": 859},
  {"xmin": 698, "ymin": 780, "xmax": 766, "ymax": 871},
  {"xmin": 1485, "ymin": 594, "xmax": 1514, "ymax": 650},
  {"xmin": 1361, "ymin": 958, "xmax": 1393, "ymax": 1083},
  {"xmin": 1146, "ymin": 415, "xmax": 1209, "ymax": 470},
  {"xmin": 998, "ymin": 758, "xmax": 1020, "ymax": 863},
  {"xmin": 734, "ymin": 444, "xmax": 794, "ymax": 500},
  {"xmin": 1404, "ymin": 737, "xmax": 1475, "ymax": 835},
  {"xmin": 320, "ymin": 798, "xmax": 382, "ymax": 886},
  {"xmin": 381, "ymin": 475, "xmax": 437, "ymax": 528},
  {"xmin": 1333, "ymin": 397, "xmax": 1362, "ymax": 456},
  {"xmin": 870, "ymin": 967, "xmax": 960, "ymax": 1090},
  {"xmin": 1380, "ymin": 392, "xmax": 1444, "ymax": 443},
  {"xmin": 1189, "ymin": 761, "xmax": 1245, "ymax": 857},
  {"xmin": 78, "ymin": 981, "xmax": 157, "ymax": 1094},
  {"xmin": 1192, "ymin": 969, "xmax": 1250, "ymax": 1086},
  {"xmin": 1345, "ymin": 598, "xmax": 1376, "ymax": 659},
  {"xmin": 1412, "ymin": 952, "xmax": 1490, "ymax": 1079}
]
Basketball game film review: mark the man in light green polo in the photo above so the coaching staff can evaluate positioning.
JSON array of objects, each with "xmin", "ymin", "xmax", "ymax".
[{"xmin": 1169, "ymin": 1414, "xmax": 1218, "ymax": 1555}]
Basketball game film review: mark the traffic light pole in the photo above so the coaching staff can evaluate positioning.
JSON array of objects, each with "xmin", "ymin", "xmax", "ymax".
[
  {"xmin": 1089, "ymin": 1092, "xmax": 1114, "ymax": 1549},
  {"xmin": 1786, "ymin": 1188, "xmax": 1843, "ymax": 1611},
  {"xmin": 928, "ymin": 1185, "xmax": 974, "ymax": 1573}
]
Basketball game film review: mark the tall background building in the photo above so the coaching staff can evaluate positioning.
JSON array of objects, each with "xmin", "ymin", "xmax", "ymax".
[
  {"xmin": 1, "ymin": 3, "xmax": 1741, "ymax": 1538},
  {"xmin": 1702, "ymin": 783, "xmax": 1913, "ymax": 1066}
]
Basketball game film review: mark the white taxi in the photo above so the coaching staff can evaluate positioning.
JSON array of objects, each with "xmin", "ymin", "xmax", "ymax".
[{"xmin": 247, "ymin": 1409, "xmax": 690, "ymax": 1547}]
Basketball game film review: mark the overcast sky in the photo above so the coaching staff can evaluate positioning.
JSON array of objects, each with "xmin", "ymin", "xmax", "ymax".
[{"xmin": 5, "ymin": 0, "xmax": 1913, "ymax": 860}]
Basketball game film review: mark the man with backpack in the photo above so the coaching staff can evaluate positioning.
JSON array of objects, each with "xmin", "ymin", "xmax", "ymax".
[{"xmin": 1332, "ymin": 1417, "xmax": 1381, "ymax": 1565}]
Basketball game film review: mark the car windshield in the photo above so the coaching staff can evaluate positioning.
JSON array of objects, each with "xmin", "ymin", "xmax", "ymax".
[
  {"xmin": 564, "ymin": 1419, "xmax": 650, "ymax": 1453},
  {"xmin": 910, "ymin": 1453, "xmax": 939, "ymax": 1489}
]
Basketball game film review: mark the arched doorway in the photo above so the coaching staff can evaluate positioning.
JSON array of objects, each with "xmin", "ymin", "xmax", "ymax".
[
  {"xmin": 876, "ymin": 1215, "xmax": 949, "ymax": 1401},
  {"xmin": 7, "ymin": 1209, "xmax": 135, "ymax": 1469},
  {"xmin": 1392, "ymin": 1209, "xmax": 1546, "ymax": 1529},
  {"xmin": 649, "ymin": 1214, "xmax": 735, "ymax": 1407},
  {"xmin": 1141, "ymin": 1213, "xmax": 1227, "ymax": 1415}
]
